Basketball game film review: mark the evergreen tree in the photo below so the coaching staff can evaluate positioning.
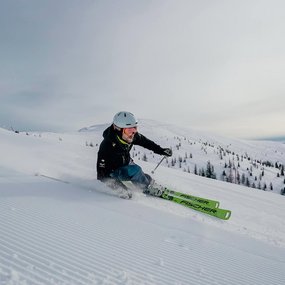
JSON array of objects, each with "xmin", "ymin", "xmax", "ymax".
[
  {"xmin": 236, "ymin": 171, "xmax": 240, "ymax": 184},
  {"xmin": 222, "ymin": 170, "xmax": 227, "ymax": 181},
  {"xmin": 199, "ymin": 168, "xmax": 205, "ymax": 177},
  {"xmin": 142, "ymin": 153, "xmax": 147, "ymax": 162},
  {"xmin": 228, "ymin": 168, "xmax": 234, "ymax": 183},
  {"xmin": 205, "ymin": 161, "xmax": 216, "ymax": 179},
  {"xmin": 206, "ymin": 161, "xmax": 212, "ymax": 178},
  {"xmin": 281, "ymin": 165, "xmax": 284, "ymax": 176},
  {"xmin": 241, "ymin": 173, "xmax": 246, "ymax": 185},
  {"xmin": 194, "ymin": 164, "xmax": 198, "ymax": 175}
]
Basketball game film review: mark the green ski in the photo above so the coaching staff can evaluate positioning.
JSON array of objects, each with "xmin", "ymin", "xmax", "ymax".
[
  {"xmin": 161, "ymin": 192, "xmax": 231, "ymax": 220},
  {"xmin": 163, "ymin": 189, "xmax": 220, "ymax": 208},
  {"xmin": 118, "ymin": 180, "xmax": 231, "ymax": 220}
]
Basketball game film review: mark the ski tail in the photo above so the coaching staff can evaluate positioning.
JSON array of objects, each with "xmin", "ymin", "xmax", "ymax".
[{"xmin": 35, "ymin": 173, "xmax": 132, "ymax": 199}]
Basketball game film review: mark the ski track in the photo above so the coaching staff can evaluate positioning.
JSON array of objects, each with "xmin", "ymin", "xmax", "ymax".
[{"xmin": 1, "ymin": 178, "xmax": 285, "ymax": 285}]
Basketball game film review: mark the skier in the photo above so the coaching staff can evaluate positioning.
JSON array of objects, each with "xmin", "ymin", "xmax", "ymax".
[{"xmin": 96, "ymin": 111, "xmax": 172, "ymax": 194}]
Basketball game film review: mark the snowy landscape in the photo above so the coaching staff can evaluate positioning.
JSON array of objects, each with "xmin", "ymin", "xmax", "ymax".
[{"xmin": 1, "ymin": 120, "xmax": 285, "ymax": 285}]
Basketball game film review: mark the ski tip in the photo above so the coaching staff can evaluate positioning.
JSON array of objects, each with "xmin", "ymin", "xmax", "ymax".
[{"xmin": 224, "ymin": 211, "xmax": 231, "ymax": 220}]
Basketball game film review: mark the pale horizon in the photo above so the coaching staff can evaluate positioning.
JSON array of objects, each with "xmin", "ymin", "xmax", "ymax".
[{"xmin": 1, "ymin": 0, "xmax": 285, "ymax": 139}]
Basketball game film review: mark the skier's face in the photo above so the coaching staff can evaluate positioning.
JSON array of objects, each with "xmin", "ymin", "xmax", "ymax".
[{"xmin": 122, "ymin": 127, "xmax": 137, "ymax": 143}]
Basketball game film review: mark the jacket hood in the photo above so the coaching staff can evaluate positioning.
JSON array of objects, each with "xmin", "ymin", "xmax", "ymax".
[
  {"xmin": 103, "ymin": 125, "xmax": 123, "ymax": 141},
  {"xmin": 103, "ymin": 125, "xmax": 116, "ymax": 139}
]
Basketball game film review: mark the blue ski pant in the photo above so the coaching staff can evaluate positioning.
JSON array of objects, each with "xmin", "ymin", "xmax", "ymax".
[{"xmin": 110, "ymin": 163, "xmax": 152, "ymax": 190}]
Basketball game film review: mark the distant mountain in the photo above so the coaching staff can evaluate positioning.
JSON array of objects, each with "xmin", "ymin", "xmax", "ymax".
[
  {"xmin": 78, "ymin": 123, "xmax": 109, "ymax": 133},
  {"xmin": 257, "ymin": 136, "xmax": 285, "ymax": 142}
]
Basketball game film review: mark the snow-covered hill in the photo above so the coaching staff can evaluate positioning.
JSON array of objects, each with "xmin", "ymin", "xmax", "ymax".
[{"xmin": 1, "ymin": 121, "xmax": 285, "ymax": 285}]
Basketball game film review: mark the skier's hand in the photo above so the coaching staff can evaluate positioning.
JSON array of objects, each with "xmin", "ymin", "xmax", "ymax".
[{"xmin": 162, "ymin": 148, "xmax": 172, "ymax": 157}]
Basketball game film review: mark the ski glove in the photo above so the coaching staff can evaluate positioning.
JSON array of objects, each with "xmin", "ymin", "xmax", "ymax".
[{"xmin": 162, "ymin": 148, "xmax": 172, "ymax": 157}]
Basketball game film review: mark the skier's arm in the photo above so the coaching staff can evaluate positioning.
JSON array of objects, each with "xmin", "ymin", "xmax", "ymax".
[
  {"xmin": 97, "ymin": 155, "xmax": 109, "ymax": 181},
  {"xmin": 134, "ymin": 133, "xmax": 172, "ymax": 156},
  {"xmin": 97, "ymin": 141, "xmax": 113, "ymax": 181}
]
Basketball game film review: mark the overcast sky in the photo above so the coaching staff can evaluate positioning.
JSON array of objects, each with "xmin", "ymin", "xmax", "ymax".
[{"xmin": 1, "ymin": 0, "xmax": 284, "ymax": 139}]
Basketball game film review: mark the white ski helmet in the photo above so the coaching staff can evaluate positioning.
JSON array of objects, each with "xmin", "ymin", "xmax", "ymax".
[{"xmin": 113, "ymin": 111, "xmax": 138, "ymax": 128}]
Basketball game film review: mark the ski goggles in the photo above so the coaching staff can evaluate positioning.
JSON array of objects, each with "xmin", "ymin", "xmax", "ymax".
[{"xmin": 123, "ymin": 126, "xmax": 137, "ymax": 135}]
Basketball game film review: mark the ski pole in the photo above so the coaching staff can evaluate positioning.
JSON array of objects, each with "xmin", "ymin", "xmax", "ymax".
[{"xmin": 151, "ymin": 156, "xmax": 166, "ymax": 174}]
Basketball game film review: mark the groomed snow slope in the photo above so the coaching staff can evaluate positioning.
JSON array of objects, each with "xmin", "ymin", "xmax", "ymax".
[{"xmin": 0, "ymin": 126, "xmax": 285, "ymax": 285}]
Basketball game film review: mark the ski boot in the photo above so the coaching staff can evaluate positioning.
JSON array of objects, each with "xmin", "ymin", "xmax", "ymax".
[{"xmin": 143, "ymin": 181, "xmax": 166, "ymax": 197}]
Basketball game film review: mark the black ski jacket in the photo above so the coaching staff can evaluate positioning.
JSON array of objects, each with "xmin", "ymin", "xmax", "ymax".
[{"xmin": 97, "ymin": 125, "xmax": 165, "ymax": 180}]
